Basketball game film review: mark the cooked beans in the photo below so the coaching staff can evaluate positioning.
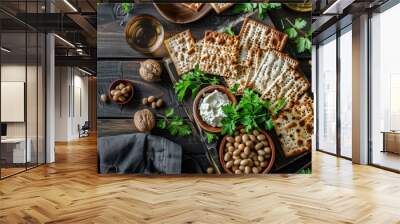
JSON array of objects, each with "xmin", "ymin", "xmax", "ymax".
[{"xmin": 223, "ymin": 129, "xmax": 272, "ymax": 175}]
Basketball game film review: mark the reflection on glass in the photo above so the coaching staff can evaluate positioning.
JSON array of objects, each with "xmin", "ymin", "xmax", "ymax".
[
  {"xmin": 0, "ymin": 0, "xmax": 46, "ymax": 178},
  {"xmin": 1, "ymin": 31, "xmax": 27, "ymax": 177},
  {"xmin": 340, "ymin": 28, "xmax": 352, "ymax": 158},
  {"xmin": 371, "ymin": 4, "xmax": 400, "ymax": 171},
  {"xmin": 317, "ymin": 36, "xmax": 337, "ymax": 154}
]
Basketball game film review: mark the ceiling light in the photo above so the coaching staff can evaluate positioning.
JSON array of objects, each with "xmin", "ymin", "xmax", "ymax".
[
  {"xmin": 1, "ymin": 47, "xmax": 11, "ymax": 53},
  {"xmin": 54, "ymin": 34, "xmax": 75, "ymax": 48},
  {"xmin": 78, "ymin": 67, "xmax": 93, "ymax": 76},
  {"xmin": 63, "ymin": 0, "xmax": 78, "ymax": 12}
]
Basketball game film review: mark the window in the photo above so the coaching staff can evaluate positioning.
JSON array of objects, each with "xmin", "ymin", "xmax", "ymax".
[
  {"xmin": 317, "ymin": 36, "xmax": 337, "ymax": 154},
  {"xmin": 370, "ymin": 3, "xmax": 400, "ymax": 171},
  {"xmin": 339, "ymin": 27, "xmax": 352, "ymax": 158}
]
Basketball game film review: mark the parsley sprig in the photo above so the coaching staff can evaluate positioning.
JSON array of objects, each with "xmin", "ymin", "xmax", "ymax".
[
  {"xmin": 233, "ymin": 3, "xmax": 281, "ymax": 20},
  {"xmin": 174, "ymin": 65, "xmax": 220, "ymax": 102},
  {"xmin": 283, "ymin": 18, "xmax": 312, "ymax": 54},
  {"xmin": 121, "ymin": 3, "xmax": 134, "ymax": 14},
  {"xmin": 221, "ymin": 89, "xmax": 286, "ymax": 136},
  {"xmin": 157, "ymin": 108, "xmax": 192, "ymax": 137},
  {"xmin": 224, "ymin": 26, "xmax": 235, "ymax": 36},
  {"xmin": 206, "ymin": 132, "xmax": 219, "ymax": 144}
]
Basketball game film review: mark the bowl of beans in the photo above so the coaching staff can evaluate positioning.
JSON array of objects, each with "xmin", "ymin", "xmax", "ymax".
[
  {"xmin": 219, "ymin": 127, "xmax": 275, "ymax": 174},
  {"xmin": 108, "ymin": 80, "xmax": 134, "ymax": 105}
]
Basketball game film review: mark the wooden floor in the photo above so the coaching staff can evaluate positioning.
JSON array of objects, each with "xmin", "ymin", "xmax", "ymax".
[{"xmin": 0, "ymin": 135, "xmax": 399, "ymax": 224}]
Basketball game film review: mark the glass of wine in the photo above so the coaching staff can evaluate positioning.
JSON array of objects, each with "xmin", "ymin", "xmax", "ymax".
[{"xmin": 125, "ymin": 14, "xmax": 165, "ymax": 55}]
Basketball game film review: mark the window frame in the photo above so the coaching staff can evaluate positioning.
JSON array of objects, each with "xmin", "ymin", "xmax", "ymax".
[
  {"xmin": 367, "ymin": 1, "xmax": 400, "ymax": 173},
  {"xmin": 315, "ymin": 24, "xmax": 353, "ymax": 161}
]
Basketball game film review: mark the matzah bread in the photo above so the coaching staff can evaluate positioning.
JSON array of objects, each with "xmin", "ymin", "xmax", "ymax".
[
  {"xmin": 182, "ymin": 3, "xmax": 204, "ymax": 11},
  {"xmin": 249, "ymin": 49, "xmax": 299, "ymax": 94},
  {"xmin": 198, "ymin": 31, "xmax": 240, "ymax": 77},
  {"xmin": 164, "ymin": 30, "xmax": 197, "ymax": 75},
  {"xmin": 225, "ymin": 48, "xmax": 264, "ymax": 93},
  {"xmin": 188, "ymin": 38, "xmax": 204, "ymax": 70},
  {"xmin": 239, "ymin": 18, "xmax": 288, "ymax": 51},
  {"xmin": 210, "ymin": 3, "xmax": 234, "ymax": 14},
  {"xmin": 261, "ymin": 68, "xmax": 310, "ymax": 107},
  {"xmin": 273, "ymin": 95, "xmax": 313, "ymax": 157}
]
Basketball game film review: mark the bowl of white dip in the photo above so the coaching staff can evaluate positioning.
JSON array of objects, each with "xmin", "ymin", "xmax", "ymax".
[{"xmin": 193, "ymin": 85, "xmax": 237, "ymax": 133}]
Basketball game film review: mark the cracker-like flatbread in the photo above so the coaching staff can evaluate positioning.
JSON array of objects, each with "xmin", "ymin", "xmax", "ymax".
[
  {"xmin": 188, "ymin": 38, "xmax": 204, "ymax": 70},
  {"xmin": 239, "ymin": 18, "xmax": 288, "ymax": 51},
  {"xmin": 261, "ymin": 68, "xmax": 310, "ymax": 107},
  {"xmin": 164, "ymin": 30, "xmax": 197, "ymax": 75},
  {"xmin": 210, "ymin": 3, "xmax": 234, "ymax": 14},
  {"xmin": 273, "ymin": 95, "xmax": 314, "ymax": 157},
  {"xmin": 225, "ymin": 48, "xmax": 264, "ymax": 93},
  {"xmin": 182, "ymin": 3, "xmax": 204, "ymax": 11},
  {"xmin": 198, "ymin": 31, "xmax": 240, "ymax": 77},
  {"xmin": 249, "ymin": 49, "xmax": 299, "ymax": 94}
]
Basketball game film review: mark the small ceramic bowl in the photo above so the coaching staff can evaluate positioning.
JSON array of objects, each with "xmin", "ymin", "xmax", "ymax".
[
  {"xmin": 193, "ymin": 85, "xmax": 237, "ymax": 133},
  {"xmin": 108, "ymin": 80, "xmax": 134, "ymax": 105},
  {"xmin": 219, "ymin": 128, "xmax": 276, "ymax": 174}
]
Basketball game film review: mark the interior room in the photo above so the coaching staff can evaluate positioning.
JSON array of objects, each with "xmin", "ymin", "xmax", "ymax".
[
  {"xmin": 314, "ymin": 0, "xmax": 400, "ymax": 172},
  {"xmin": 0, "ymin": 0, "xmax": 399, "ymax": 223}
]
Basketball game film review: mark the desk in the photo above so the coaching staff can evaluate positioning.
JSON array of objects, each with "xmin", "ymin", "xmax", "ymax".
[
  {"xmin": 382, "ymin": 131, "xmax": 400, "ymax": 154},
  {"xmin": 1, "ymin": 138, "xmax": 32, "ymax": 163}
]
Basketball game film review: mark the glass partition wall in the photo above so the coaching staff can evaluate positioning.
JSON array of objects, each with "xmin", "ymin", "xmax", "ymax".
[
  {"xmin": 0, "ymin": 2, "xmax": 46, "ymax": 179},
  {"xmin": 316, "ymin": 25, "xmax": 353, "ymax": 159},
  {"xmin": 317, "ymin": 35, "xmax": 337, "ymax": 155},
  {"xmin": 370, "ymin": 3, "xmax": 400, "ymax": 172}
]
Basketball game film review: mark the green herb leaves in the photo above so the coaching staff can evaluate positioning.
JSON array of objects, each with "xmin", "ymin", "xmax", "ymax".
[
  {"xmin": 121, "ymin": 3, "xmax": 134, "ymax": 13},
  {"xmin": 234, "ymin": 3, "xmax": 281, "ymax": 20},
  {"xmin": 294, "ymin": 18, "xmax": 307, "ymax": 30},
  {"xmin": 174, "ymin": 65, "xmax": 220, "ymax": 102},
  {"xmin": 206, "ymin": 132, "xmax": 219, "ymax": 144},
  {"xmin": 157, "ymin": 108, "xmax": 192, "ymax": 137},
  {"xmin": 224, "ymin": 26, "xmax": 235, "ymax": 36},
  {"xmin": 221, "ymin": 89, "xmax": 286, "ymax": 136},
  {"xmin": 298, "ymin": 167, "xmax": 312, "ymax": 174},
  {"xmin": 229, "ymin": 83, "xmax": 240, "ymax": 94},
  {"xmin": 283, "ymin": 18, "xmax": 312, "ymax": 54}
]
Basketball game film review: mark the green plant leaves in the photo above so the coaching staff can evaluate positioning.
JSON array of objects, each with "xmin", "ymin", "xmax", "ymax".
[
  {"xmin": 174, "ymin": 65, "xmax": 220, "ymax": 102},
  {"xmin": 221, "ymin": 89, "xmax": 285, "ymax": 135},
  {"xmin": 285, "ymin": 27, "xmax": 298, "ymax": 39},
  {"xmin": 164, "ymin": 108, "xmax": 174, "ymax": 118},
  {"xmin": 206, "ymin": 132, "xmax": 219, "ymax": 143},
  {"xmin": 229, "ymin": 83, "xmax": 240, "ymax": 94},
  {"xmin": 224, "ymin": 26, "xmax": 235, "ymax": 36},
  {"xmin": 294, "ymin": 18, "xmax": 307, "ymax": 30},
  {"xmin": 233, "ymin": 3, "xmax": 281, "ymax": 20},
  {"xmin": 283, "ymin": 18, "xmax": 312, "ymax": 54},
  {"xmin": 157, "ymin": 109, "xmax": 192, "ymax": 137}
]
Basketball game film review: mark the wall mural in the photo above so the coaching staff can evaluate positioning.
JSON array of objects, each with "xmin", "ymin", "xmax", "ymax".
[{"xmin": 97, "ymin": 2, "xmax": 313, "ymax": 175}]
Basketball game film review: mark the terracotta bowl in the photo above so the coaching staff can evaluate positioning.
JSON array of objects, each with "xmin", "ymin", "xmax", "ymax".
[
  {"xmin": 219, "ymin": 128, "xmax": 276, "ymax": 174},
  {"xmin": 193, "ymin": 85, "xmax": 237, "ymax": 133},
  {"xmin": 108, "ymin": 80, "xmax": 134, "ymax": 105},
  {"xmin": 154, "ymin": 3, "xmax": 212, "ymax": 24}
]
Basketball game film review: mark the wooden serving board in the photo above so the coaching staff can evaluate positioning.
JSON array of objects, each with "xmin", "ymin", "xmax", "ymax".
[
  {"xmin": 162, "ymin": 12, "xmax": 312, "ymax": 173},
  {"xmin": 97, "ymin": 3, "xmax": 312, "ymax": 174}
]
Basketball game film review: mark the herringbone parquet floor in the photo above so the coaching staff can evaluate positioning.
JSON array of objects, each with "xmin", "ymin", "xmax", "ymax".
[{"xmin": 0, "ymin": 135, "xmax": 399, "ymax": 224}]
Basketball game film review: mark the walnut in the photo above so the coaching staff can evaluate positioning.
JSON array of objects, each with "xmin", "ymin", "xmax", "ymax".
[
  {"xmin": 133, "ymin": 109, "xmax": 155, "ymax": 132},
  {"xmin": 139, "ymin": 59, "xmax": 162, "ymax": 82}
]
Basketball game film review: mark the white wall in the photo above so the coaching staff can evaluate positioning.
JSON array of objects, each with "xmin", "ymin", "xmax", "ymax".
[{"xmin": 54, "ymin": 66, "xmax": 89, "ymax": 141}]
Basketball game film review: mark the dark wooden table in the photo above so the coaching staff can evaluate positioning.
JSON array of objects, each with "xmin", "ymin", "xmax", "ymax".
[{"xmin": 97, "ymin": 3, "xmax": 311, "ymax": 174}]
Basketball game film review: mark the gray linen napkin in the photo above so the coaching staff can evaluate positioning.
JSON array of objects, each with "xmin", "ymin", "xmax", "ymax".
[{"xmin": 98, "ymin": 133, "xmax": 182, "ymax": 174}]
